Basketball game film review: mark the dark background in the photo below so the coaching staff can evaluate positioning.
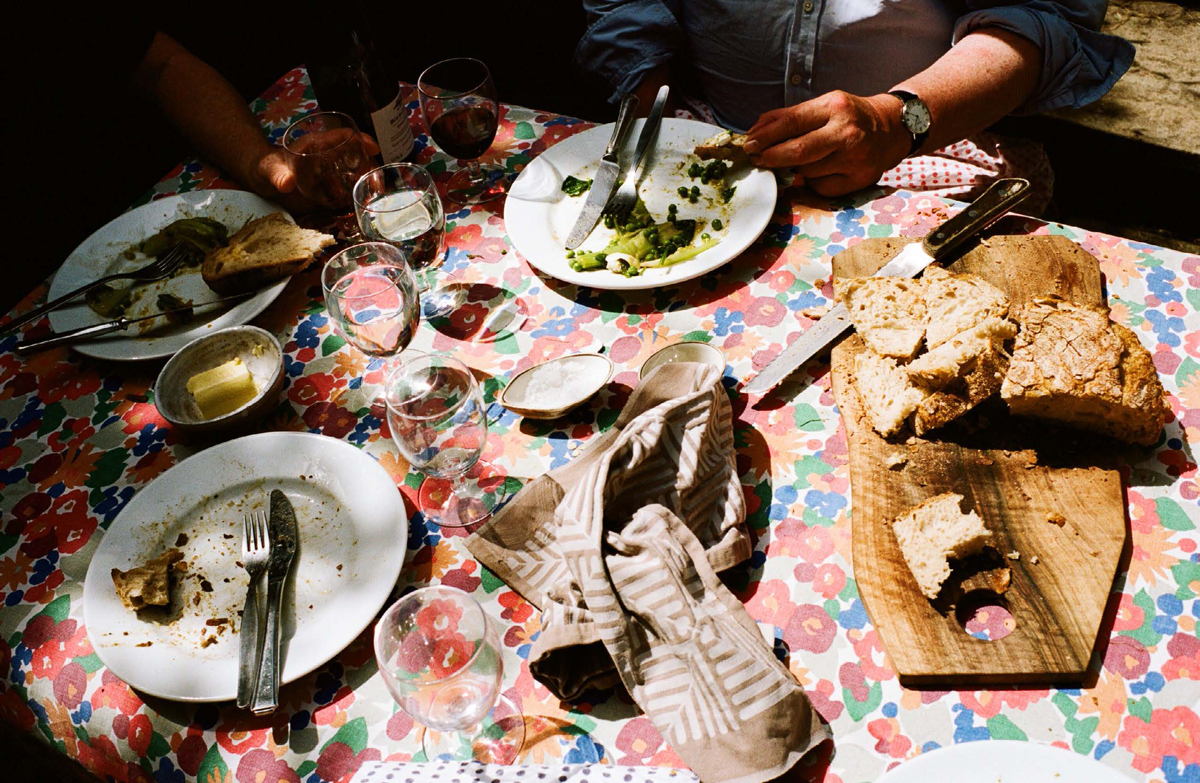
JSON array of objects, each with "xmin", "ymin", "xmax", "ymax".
[{"xmin": 10, "ymin": 6, "xmax": 1197, "ymax": 319}]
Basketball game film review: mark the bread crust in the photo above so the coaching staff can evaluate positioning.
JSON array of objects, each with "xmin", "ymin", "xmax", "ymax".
[{"xmin": 201, "ymin": 213, "xmax": 335, "ymax": 295}]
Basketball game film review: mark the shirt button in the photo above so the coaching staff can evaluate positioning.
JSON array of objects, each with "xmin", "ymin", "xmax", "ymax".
[
  {"xmin": 803, "ymin": 1, "xmax": 814, "ymax": 11},
  {"xmin": 790, "ymin": 74, "xmax": 803, "ymax": 86}
]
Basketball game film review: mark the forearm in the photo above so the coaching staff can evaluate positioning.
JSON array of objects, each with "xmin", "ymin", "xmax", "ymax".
[
  {"xmin": 132, "ymin": 33, "xmax": 272, "ymax": 189},
  {"xmin": 888, "ymin": 27, "xmax": 1042, "ymax": 154}
]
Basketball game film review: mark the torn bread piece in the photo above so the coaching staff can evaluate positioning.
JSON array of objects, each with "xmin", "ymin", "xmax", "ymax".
[
  {"xmin": 907, "ymin": 317, "xmax": 1017, "ymax": 388},
  {"xmin": 891, "ymin": 493, "xmax": 992, "ymax": 600},
  {"xmin": 112, "ymin": 549, "xmax": 185, "ymax": 611},
  {"xmin": 853, "ymin": 350, "xmax": 926, "ymax": 437},
  {"xmin": 922, "ymin": 265, "xmax": 1011, "ymax": 350},
  {"xmin": 912, "ymin": 339, "xmax": 1010, "ymax": 436},
  {"xmin": 202, "ymin": 213, "xmax": 335, "ymax": 295},
  {"xmin": 693, "ymin": 130, "xmax": 751, "ymax": 163},
  {"xmin": 1000, "ymin": 296, "xmax": 1168, "ymax": 445},
  {"xmin": 836, "ymin": 276, "xmax": 927, "ymax": 361}
]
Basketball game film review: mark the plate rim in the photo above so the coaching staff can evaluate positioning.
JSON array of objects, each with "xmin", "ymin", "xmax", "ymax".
[
  {"xmin": 82, "ymin": 431, "xmax": 407, "ymax": 703},
  {"xmin": 504, "ymin": 118, "xmax": 777, "ymax": 291},
  {"xmin": 48, "ymin": 190, "xmax": 290, "ymax": 362},
  {"xmin": 876, "ymin": 740, "xmax": 1133, "ymax": 783}
]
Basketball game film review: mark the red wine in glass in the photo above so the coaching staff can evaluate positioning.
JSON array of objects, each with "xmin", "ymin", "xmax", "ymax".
[{"xmin": 429, "ymin": 106, "xmax": 497, "ymax": 160}]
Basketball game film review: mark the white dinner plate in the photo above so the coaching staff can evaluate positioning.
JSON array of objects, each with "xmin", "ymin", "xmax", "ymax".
[
  {"xmin": 83, "ymin": 432, "xmax": 407, "ymax": 702},
  {"xmin": 505, "ymin": 118, "xmax": 777, "ymax": 290},
  {"xmin": 48, "ymin": 190, "xmax": 290, "ymax": 361},
  {"xmin": 877, "ymin": 741, "xmax": 1132, "ymax": 783}
]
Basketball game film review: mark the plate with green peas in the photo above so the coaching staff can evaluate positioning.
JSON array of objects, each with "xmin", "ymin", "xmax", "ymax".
[{"xmin": 505, "ymin": 118, "xmax": 777, "ymax": 290}]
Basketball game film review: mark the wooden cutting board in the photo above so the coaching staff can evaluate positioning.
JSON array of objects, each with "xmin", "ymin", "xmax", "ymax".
[{"xmin": 829, "ymin": 235, "xmax": 1128, "ymax": 687}]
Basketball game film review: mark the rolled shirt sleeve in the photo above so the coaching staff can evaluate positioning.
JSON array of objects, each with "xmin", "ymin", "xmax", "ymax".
[
  {"xmin": 954, "ymin": 0, "xmax": 1135, "ymax": 114},
  {"xmin": 574, "ymin": 0, "xmax": 685, "ymax": 104}
]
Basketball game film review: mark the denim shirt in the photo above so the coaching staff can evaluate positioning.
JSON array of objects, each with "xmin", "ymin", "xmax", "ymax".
[{"xmin": 575, "ymin": 0, "xmax": 1135, "ymax": 132}]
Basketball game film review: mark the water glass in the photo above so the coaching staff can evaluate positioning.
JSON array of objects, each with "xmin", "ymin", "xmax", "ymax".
[
  {"xmin": 385, "ymin": 353, "xmax": 500, "ymax": 527},
  {"xmin": 375, "ymin": 586, "xmax": 523, "ymax": 761},
  {"xmin": 322, "ymin": 242, "xmax": 420, "ymax": 372}
]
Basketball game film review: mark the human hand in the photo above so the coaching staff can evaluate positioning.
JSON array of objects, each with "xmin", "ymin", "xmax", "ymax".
[
  {"xmin": 745, "ymin": 92, "xmax": 912, "ymax": 197},
  {"xmin": 242, "ymin": 134, "xmax": 382, "ymax": 214}
]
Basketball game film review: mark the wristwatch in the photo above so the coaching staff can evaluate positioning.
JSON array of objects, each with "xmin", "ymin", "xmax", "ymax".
[{"xmin": 888, "ymin": 90, "xmax": 931, "ymax": 157}]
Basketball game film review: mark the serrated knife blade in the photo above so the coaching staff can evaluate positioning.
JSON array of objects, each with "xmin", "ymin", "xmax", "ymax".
[{"xmin": 743, "ymin": 177, "xmax": 1032, "ymax": 397}]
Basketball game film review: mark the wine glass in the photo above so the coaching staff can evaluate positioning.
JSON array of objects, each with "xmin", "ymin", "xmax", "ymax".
[
  {"xmin": 384, "ymin": 353, "xmax": 504, "ymax": 528},
  {"xmin": 283, "ymin": 112, "xmax": 373, "ymax": 230},
  {"xmin": 374, "ymin": 586, "xmax": 524, "ymax": 762},
  {"xmin": 417, "ymin": 58, "xmax": 505, "ymax": 205},
  {"xmin": 321, "ymin": 242, "xmax": 420, "ymax": 379},
  {"xmin": 353, "ymin": 163, "xmax": 462, "ymax": 318}
]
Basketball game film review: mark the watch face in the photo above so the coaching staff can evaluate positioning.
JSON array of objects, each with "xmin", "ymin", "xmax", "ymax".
[{"xmin": 902, "ymin": 100, "xmax": 932, "ymax": 134}]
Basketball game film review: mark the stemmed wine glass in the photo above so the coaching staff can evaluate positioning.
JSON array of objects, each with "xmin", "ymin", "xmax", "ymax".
[
  {"xmin": 353, "ymin": 163, "xmax": 461, "ymax": 318},
  {"xmin": 322, "ymin": 242, "xmax": 420, "ymax": 379},
  {"xmin": 374, "ymin": 586, "xmax": 524, "ymax": 762},
  {"xmin": 417, "ymin": 58, "xmax": 505, "ymax": 205},
  {"xmin": 283, "ymin": 111, "xmax": 373, "ymax": 233},
  {"xmin": 385, "ymin": 353, "xmax": 504, "ymax": 528}
]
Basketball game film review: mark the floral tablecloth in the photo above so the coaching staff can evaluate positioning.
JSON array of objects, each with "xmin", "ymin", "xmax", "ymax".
[{"xmin": 1, "ymin": 67, "xmax": 1197, "ymax": 783}]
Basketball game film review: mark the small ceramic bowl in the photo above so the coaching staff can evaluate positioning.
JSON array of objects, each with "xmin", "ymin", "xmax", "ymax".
[
  {"xmin": 639, "ymin": 341, "xmax": 726, "ymax": 380},
  {"xmin": 154, "ymin": 326, "xmax": 285, "ymax": 438},
  {"xmin": 500, "ymin": 353, "xmax": 614, "ymax": 419}
]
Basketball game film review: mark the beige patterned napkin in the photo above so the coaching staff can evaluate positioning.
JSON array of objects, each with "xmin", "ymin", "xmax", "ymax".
[{"xmin": 466, "ymin": 363, "xmax": 830, "ymax": 783}]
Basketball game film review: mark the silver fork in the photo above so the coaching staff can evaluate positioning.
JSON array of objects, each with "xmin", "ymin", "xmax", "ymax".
[
  {"xmin": 1, "ymin": 244, "xmax": 188, "ymax": 336},
  {"xmin": 236, "ymin": 510, "xmax": 270, "ymax": 709},
  {"xmin": 605, "ymin": 85, "xmax": 671, "ymax": 220}
]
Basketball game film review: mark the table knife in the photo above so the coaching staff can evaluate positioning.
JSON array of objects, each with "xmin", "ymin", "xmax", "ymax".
[
  {"xmin": 564, "ymin": 93, "xmax": 639, "ymax": 249},
  {"xmin": 250, "ymin": 489, "xmax": 298, "ymax": 714},
  {"xmin": 14, "ymin": 294, "xmax": 254, "ymax": 355},
  {"xmin": 743, "ymin": 177, "xmax": 1031, "ymax": 397}
]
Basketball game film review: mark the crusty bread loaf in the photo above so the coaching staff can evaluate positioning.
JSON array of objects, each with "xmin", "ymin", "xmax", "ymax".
[
  {"xmin": 853, "ymin": 350, "xmax": 926, "ymax": 437},
  {"xmin": 891, "ymin": 493, "xmax": 992, "ymax": 600},
  {"xmin": 201, "ymin": 213, "xmax": 335, "ymax": 295},
  {"xmin": 836, "ymin": 277, "xmax": 927, "ymax": 361},
  {"xmin": 1000, "ymin": 296, "xmax": 1168, "ymax": 445},
  {"xmin": 912, "ymin": 340, "xmax": 1009, "ymax": 436},
  {"xmin": 922, "ymin": 266, "xmax": 1011, "ymax": 349},
  {"xmin": 693, "ymin": 130, "xmax": 751, "ymax": 163}
]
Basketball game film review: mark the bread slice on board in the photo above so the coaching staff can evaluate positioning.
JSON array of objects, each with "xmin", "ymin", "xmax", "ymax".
[
  {"xmin": 853, "ymin": 350, "xmax": 926, "ymax": 437},
  {"xmin": 201, "ymin": 213, "xmax": 335, "ymax": 295},
  {"xmin": 1001, "ymin": 296, "xmax": 1168, "ymax": 445},
  {"xmin": 836, "ymin": 277, "xmax": 927, "ymax": 361},
  {"xmin": 891, "ymin": 493, "xmax": 992, "ymax": 600},
  {"xmin": 922, "ymin": 266, "xmax": 1011, "ymax": 349}
]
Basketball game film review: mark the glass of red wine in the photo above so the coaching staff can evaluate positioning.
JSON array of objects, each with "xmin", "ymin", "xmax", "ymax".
[
  {"xmin": 283, "ymin": 111, "xmax": 374, "ymax": 233},
  {"xmin": 417, "ymin": 58, "xmax": 505, "ymax": 205}
]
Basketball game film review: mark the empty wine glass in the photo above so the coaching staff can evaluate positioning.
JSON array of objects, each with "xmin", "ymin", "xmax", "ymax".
[
  {"xmin": 385, "ymin": 353, "xmax": 503, "ymax": 528},
  {"xmin": 353, "ymin": 163, "xmax": 462, "ymax": 318},
  {"xmin": 417, "ymin": 58, "xmax": 505, "ymax": 205},
  {"xmin": 283, "ymin": 112, "xmax": 373, "ymax": 231},
  {"xmin": 322, "ymin": 242, "xmax": 420, "ymax": 378},
  {"xmin": 375, "ymin": 586, "xmax": 524, "ymax": 762}
]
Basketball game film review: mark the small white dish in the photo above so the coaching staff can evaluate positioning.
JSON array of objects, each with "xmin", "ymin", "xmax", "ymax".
[
  {"xmin": 876, "ymin": 740, "xmax": 1130, "ymax": 783},
  {"xmin": 639, "ymin": 341, "xmax": 725, "ymax": 380},
  {"xmin": 500, "ymin": 353, "xmax": 614, "ymax": 419},
  {"xmin": 154, "ymin": 325, "xmax": 284, "ymax": 438}
]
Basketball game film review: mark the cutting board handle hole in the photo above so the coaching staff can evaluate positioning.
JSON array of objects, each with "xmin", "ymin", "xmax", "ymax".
[{"xmin": 955, "ymin": 591, "xmax": 1016, "ymax": 642}]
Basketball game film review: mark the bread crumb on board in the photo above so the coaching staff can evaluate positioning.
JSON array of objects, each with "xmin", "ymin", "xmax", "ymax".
[
  {"xmin": 802, "ymin": 304, "xmax": 831, "ymax": 320},
  {"xmin": 1030, "ymin": 555, "xmax": 1040, "ymax": 565},
  {"xmin": 1046, "ymin": 511, "xmax": 1067, "ymax": 527},
  {"xmin": 886, "ymin": 452, "xmax": 908, "ymax": 470},
  {"xmin": 1007, "ymin": 550, "xmax": 1021, "ymax": 561}
]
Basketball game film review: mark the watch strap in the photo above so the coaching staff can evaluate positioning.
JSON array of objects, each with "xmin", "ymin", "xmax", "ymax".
[{"xmin": 889, "ymin": 90, "xmax": 928, "ymax": 157}]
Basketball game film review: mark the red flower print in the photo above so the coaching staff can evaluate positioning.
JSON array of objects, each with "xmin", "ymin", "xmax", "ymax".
[
  {"xmin": 868, "ymin": 717, "xmax": 912, "ymax": 758},
  {"xmin": 1119, "ymin": 706, "xmax": 1200, "ymax": 773},
  {"xmin": 429, "ymin": 634, "xmax": 474, "ymax": 679},
  {"xmin": 386, "ymin": 709, "xmax": 415, "ymax": 741},
  {"xmin": 614, "ymin": 716, "xmax": 664, "ymax": 763},
  {"xmin": 1113, "ymin": 594, "xmax": 1145, "ymax": 633},
  {"xmin": 122, "ymin": 402, "xmax": 168, "ymax": 434},
  {"xmin": 959, "ymin": 688, "xmax": 1049, "ymax": 720},
  {"xmin": 743, "ymin": 579, "xmax": 797, "ymax": 628},
  {"xmin": 78, "ymin": 735, "xmax": 127, "ymax": 780},
  {"xmin": 416, "ymin": 598, "xmax": 464, "ymax": 639},
  {"xmin": 1105, "ymin": 636, "xmax": 1152, "ymax": 680},
  {"xmin": 743, "ymin": 296, "xmax": 788, "ymax": 327},
  {"xmin": 302, "ymin": 401, "xmax": 357, "ymax": 438},
  {"xmin": 0, "ymin": 688, "xmax": 35, "ymax": 732},
  {"xmin": 216, "ymin": 724, "xmax": 270, "ymax": 755},
  {"xmin": 53, "ymin": 660, "xmax": 88, "ymax": 709},
  {"xmin": 91, "ymin": 669, "xmax": 144, "ymax": 715},
  {"xmin": 1163, "ymin": 633, "xmax": 1200, "ymax": 681},
  {"xmin": 784, "ymin": 604, "xmax": 837, "ymax": 653},
  {"xmin": 22, "ymin": 489, "xmax": 95, "ymax": 556},
  {"xmin": 497, "ymin": 590, "xmax": 533, "ymax": 624},
  {"xmin": 235, "ymin": 748, "xmax": 301, "ymax": 783},
  {"xmin": 128, "ymin": 713, "xmax": 154, "ymax": 756},
  {"xmin": 399, "ymin": 631, "xmax": 434, "ymax": 674},
  {"xmin": 176, "ymin": 735, "xmax": 208, "ymax": 776},
  {"xmin": 289, "ymin": 373, "xmax": 336, "ymax": 406}
]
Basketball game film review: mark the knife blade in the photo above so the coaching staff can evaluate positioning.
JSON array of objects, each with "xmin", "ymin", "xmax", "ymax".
[
  {"xmin": 743, "ymin": 177, "xmax": 1031, "ymax": 397},
  {"xmin": 14, "ymin": 293, "xmax": 255, "ymax": 355},
  {"xmin": 250, "ymin": 489, "xmax": 298, "ymax": 714},
  {"xmin": 565, "ymin": 94, "xmax": 639, "ymax": 249}
]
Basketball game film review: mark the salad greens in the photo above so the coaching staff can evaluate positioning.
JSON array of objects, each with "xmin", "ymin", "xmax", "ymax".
[
  {"xmin": 561, "ymin": 176, "xmax": 593, "ymax": 197},
  {"xmin": 568, "ymin": 200, "xmax": 720, "ymax": 277}
]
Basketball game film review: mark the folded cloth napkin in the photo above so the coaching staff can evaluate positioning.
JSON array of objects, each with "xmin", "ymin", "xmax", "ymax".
[
  {"xmin": 466, "ymin": 362, "xmax": 830, "ymax": 783},
  {"xmin": 352, "ymin": 761, "xmax": 699, "ymax": 782}
]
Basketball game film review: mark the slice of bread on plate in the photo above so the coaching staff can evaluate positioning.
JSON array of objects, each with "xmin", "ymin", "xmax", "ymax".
[
  {"xmin": 202, "ymin": 213, "xmax": 335, "ymax": 295},
  {"xmin": 836, "ymin": 277, "xmax": 927, "ymax": 361},
  {"xmin": 693, "ymin": 130, "xmax": 751, "ymax": 163},
  {"xmin": 891, "ymin": 493, "xmax": 992, "ymax": 600},
  {"xmin": 1000, "ymin": 296, "xmax": 1168, "ymax": 445}
]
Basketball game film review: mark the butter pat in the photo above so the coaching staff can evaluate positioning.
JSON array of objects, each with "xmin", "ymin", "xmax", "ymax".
[{"xmin": 186, "ymin": 358, "xmax": 258, "ymax": 419}]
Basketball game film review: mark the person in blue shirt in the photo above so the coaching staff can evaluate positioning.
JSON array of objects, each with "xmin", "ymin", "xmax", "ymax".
[{"xmin": 576, "ymin": 0, "xmax": 1133, "ymax": 198}]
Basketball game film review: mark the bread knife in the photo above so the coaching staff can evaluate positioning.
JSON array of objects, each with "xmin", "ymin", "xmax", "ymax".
[{"xmin": 743, "ymin": 178, "xmax": 1031, "ymax": 397}]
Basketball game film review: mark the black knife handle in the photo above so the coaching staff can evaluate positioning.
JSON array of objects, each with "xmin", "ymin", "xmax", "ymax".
[{"xmin": 923, "ymin": 178, "xmax": 1031, "ymax": 260}]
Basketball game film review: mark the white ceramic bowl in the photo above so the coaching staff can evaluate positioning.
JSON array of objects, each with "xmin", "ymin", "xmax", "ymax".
[
  {"xmin": 500, "ymin": 353, "xmax": 614, "ymax": 419},
  {"xmin": 154, "ymin": 326, "xmax": 284, "ymax": 438},
  {"xmin": 639, "ymin": 341, "xmax": 726, "ymax": 380}
]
